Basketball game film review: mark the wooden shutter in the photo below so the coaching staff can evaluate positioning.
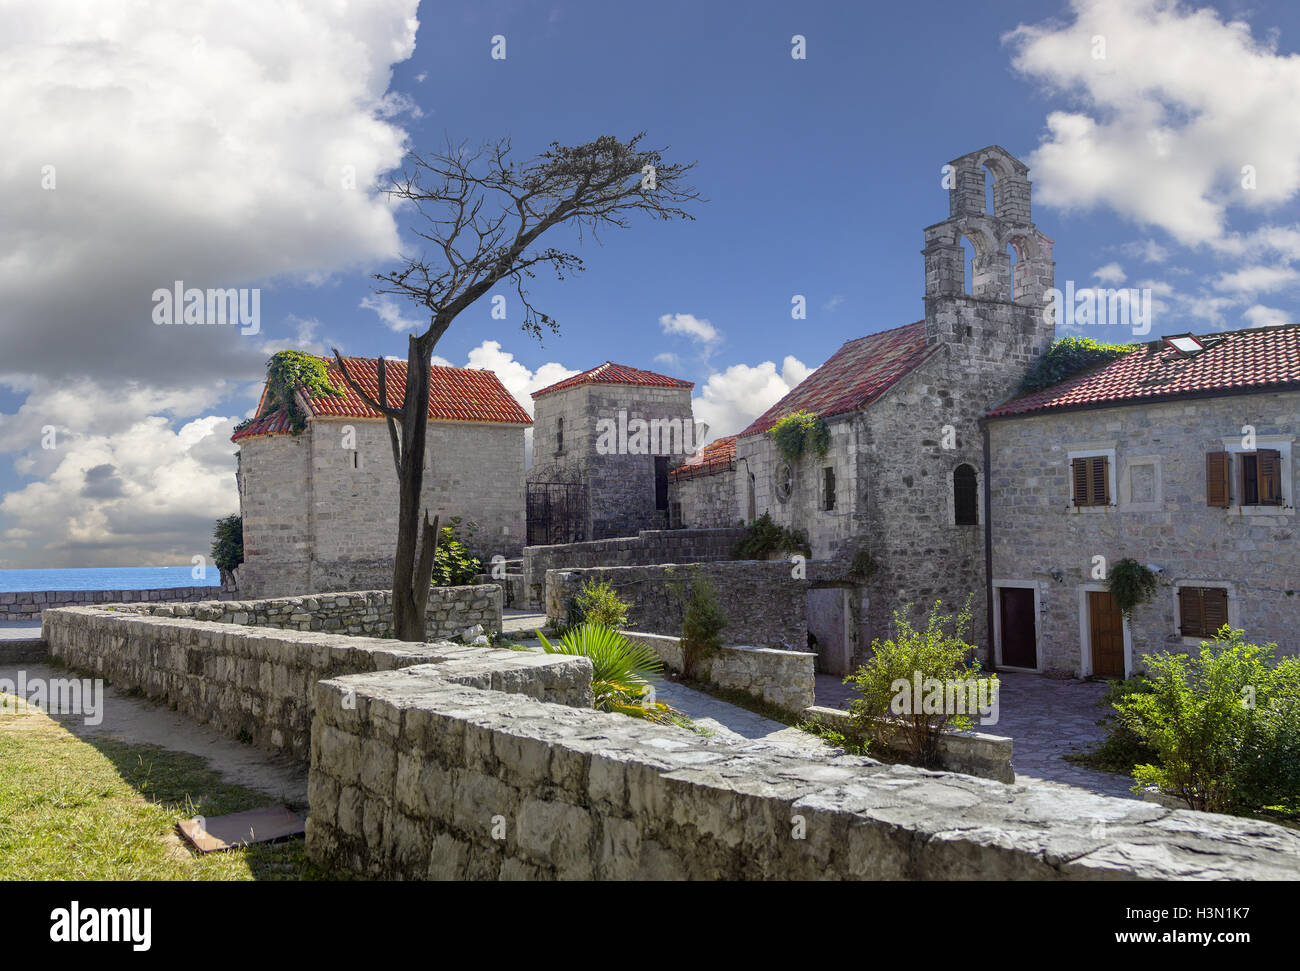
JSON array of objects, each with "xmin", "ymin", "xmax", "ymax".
[
  {"xmin": 1258, "ymin": 449, "xmax": 1282, "ymax": 505},
  {"xmin": 1072, "ymin": 458, "xmax": 1089, "ymax": 506},
  {"xmin": 1202, "ymin": 588, "xmax": 1228, "ymax": 636},
  {"xmin": 1178, "ymin": 587, "xmax": 1201, "ymax": 637},
  {"xmin": 1092, "ymin": 456, "xmax": 1109, "ymax": 505},
  {"xmin": 1206, "ymin": 451, "xmax": 1230, "ymax": 507}
]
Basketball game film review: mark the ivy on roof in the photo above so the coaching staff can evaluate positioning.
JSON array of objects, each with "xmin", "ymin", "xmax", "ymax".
[
  {"xmin": 1019, "ymin": 336, "xmax": 1140, "ymax": 394},
  {"xmin": 263, "ymin": 350, "xmax": 343, "ymax": 433}
]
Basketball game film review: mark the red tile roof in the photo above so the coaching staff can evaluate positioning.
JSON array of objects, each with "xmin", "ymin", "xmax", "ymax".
[
  {"xmin": 669, "ymin": 435, "xmax": 736, "ymax": 479},
  {"xmin": 231, "ymin": 354, "xmax": 532, "ymax": 442},
  {"xmin": 987, "ymin": 323, "xmax": 1300, "ymax": 418},
  {"xmin": 532, "ymin": 361, "xmax": 693, "ymax": 399},
  {"xmin": 737, "ymin": 321, "xmax": 934, "ymax": 438}
]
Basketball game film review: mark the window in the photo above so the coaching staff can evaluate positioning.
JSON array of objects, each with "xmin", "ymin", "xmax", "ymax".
[
  {"xmin": 1207, "ymin": 449, "xmax": 1284, "ymax": 507},
  {"xmin": 822, "ymin": 466, "xmax": 836, "ymax": 511},
  {"xmin": 953, "ymin": 463, "xmax": 978, "ymax": 525},
  {"xmin": 1071, "ymin": 456, "xmax": 1110, "ymax": 507},
  {"xmin": 346, "ymin": 449, "xmax": 360, "ymax": 470},
  {"xmin": 654, "ymin": 456, "xmax": 669, "ymax": 511},
  {"xmin": 556, "ymin": 417, "xmax": 564, "ymax": 455},
  {"xmin": 774, "ymin": 462, "xmax": 793, "ymax": 503},
  {"xmin": 1178, "ymin": 586, "xmax": 1229, "ymax": 638}
]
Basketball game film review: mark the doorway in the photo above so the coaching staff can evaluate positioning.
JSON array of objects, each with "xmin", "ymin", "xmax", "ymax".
[
  {"xmin": 998, "ymin": 586, "xmax": 1038, "ymax": 669},
  {"xmin": 1087, "ymin": 590, "xmax": 1125, "ymax": 679},
  {"xmin": 807, "ymin": 587, "xmax": 851, "ymax": 676}
]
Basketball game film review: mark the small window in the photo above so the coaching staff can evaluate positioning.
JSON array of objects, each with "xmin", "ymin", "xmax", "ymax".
[
  {"xmin": 822, "ymin": 467, "xmax": 836, "ymax": 511},
  {"xmin": 1178, "ymin": 586, "xmax": 1229, "ymax": 639},
  {"xmin": 654, "ymin": 456, "xmax": 669, "ymax": 511},
  {"xmin": 347, "ymin": 449, "xmax": 360, "ymax": 470},
  {"xmin": 1241, "ymin": 449, "xmax": 1282, "ymax": 506},
  {"xmin": 954, "ymin": 463, "xmax": 978, "ymax": 525},
  {"xmin": 774, "ymin": 463, "xmax": 793, "ymax": 503},
  {"xmin": 556, "ymin": 417, "xmax": 564, "ymax": 455},
  {"xmin": 1071, "ymin": 456, "xmax": 1110, "ymax": 507}
]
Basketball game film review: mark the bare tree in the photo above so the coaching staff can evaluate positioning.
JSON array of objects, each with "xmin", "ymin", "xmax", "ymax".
[{"xmin": 332, "ymin": 134, "xmax": 700, "ymax": 641}]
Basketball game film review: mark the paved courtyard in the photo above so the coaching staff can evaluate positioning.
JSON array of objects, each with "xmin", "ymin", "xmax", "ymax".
[{"xmin": 816, "ymin": 670, "xmax": 1138, "ymax": 800}]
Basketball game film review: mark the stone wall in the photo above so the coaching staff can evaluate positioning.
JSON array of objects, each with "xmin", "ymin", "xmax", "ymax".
[
  {"xmin": 42, "ymin": 604, "xmax": 587, "ymax": 763},
  {"xmin": 305, "ymin": 668, "xmax": 1300, "ymax": 879},
  {"xmin": 0, "ymin": 585, "xmax": 221, "ymax": 621},
  {"xmin": 105, "ymin": 586, "xmax": 502, "ymax": 642},
  {"xmin": 522, "ymin": 527, "xmax": 745, "ymax": 606},
  {"xmin": 668, "ymin": 464, "xmax": 738, "ymax": 529},
  {"xmin": 545, "ymin": 561, "xmax": 811, "ymax": 649},
  {"xmin": 987, "ymin": 390, "xmax": 1300, "ymax": 676},
  {"xmin": 238, "ymin": 416, "xmax": 526, "ymax": 599},
  {"xmin": 623, "ymin": 631, "xmax": 815, "ymax": 713}
]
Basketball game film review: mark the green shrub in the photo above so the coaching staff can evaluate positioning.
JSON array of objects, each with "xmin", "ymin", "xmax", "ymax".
[
  {"xmin": 1108, "ymin": 558, "xmax": 1158, "ymax": 616},
  {"xmin": 843, "ymin": 597, "xmax": 997, "ymax": 769},
  {"xmin": 1074, "ymin": 676, "xmax": 1159, "ymax": 774},
  {"xmin": 210, "ymin": 514, "xmax": 243, "ymax": 577},
  {"xmin": 679, "ymin": 573, "xmax": 728, "ymax": 678},
  {"xmin": 1019, "ymin": 336, "xmax": 1138, "ymax": 394},
  {"xmin": 537, "ymin": 623, "xmax": 678, "ymax": 723},
  {"xmin": 1118, "ymin": 627, "xmax": 1300, "ymax": 815},
  {"xmin": 574, "ymin": 580, "xmax": 631, "ymax": 631},
  {"xmin": 430, "ymin": 517, "xmax": 482, "ymax": 587},
  {"xmin": 768, "ymin": 410, "xmax": 830, "ymax": 464},
  {"xmin": 731, "ymin": 511, "xmax": 811, "ymax": 560}
]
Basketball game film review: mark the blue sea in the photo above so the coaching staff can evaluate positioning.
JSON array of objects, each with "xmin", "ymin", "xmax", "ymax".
[{"xmin": 0, "ymin": 565, "xmax": 221, "ymax": 593}]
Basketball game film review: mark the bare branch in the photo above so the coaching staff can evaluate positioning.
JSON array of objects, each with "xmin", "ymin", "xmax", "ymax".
[{"xmin": 331, "ymin": 349, "xmax": 404, "ymax": 420}]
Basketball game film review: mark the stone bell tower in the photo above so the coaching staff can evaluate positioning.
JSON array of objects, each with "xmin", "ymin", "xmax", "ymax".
[{"xmin": 921, "ymin": 145, "xmax": 1055, "ymax": 362}]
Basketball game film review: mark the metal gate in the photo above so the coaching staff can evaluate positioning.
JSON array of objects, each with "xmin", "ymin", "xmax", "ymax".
[{"xmin": 526, "ymin": 482, "xmax": 588, "ymax": 547}]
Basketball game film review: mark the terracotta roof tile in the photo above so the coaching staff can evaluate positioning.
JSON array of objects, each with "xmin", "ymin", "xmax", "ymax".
[
  {"xmin": 669, "ymin": 434, "xmax": 736, "ymax": 479},
  {"xmin": 987, "ymin": 323, "xmax": 1300, "ymax": 418},
  {"xmin": 231, "ymin": 408, "xmax": 294, "ymax": 441},
  {"xmin": 532, "ymin": 361, "xmax": 693, "ymax": 398},
  {"xmin": 737, "ymin": 321, "xmax": 933, "ymax": 438}
]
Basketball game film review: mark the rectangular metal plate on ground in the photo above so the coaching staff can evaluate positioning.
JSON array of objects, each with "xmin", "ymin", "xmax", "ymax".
[{"xmin": 176, "ymin": 806, "xmax": 305, "ymax": 853}]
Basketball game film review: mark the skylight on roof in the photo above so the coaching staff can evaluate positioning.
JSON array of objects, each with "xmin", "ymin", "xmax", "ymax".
[{"xmin": 1163, "ymin": 334, "xmax": 1204, "ymax": 356}]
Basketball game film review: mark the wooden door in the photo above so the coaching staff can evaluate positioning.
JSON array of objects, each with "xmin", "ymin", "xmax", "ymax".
[
  {"xmin": 1088, "ymin": 591, "xmax": 1125, "ymax": 679},
  {"xmin": 999, "ymin": 587, "xmax": 1037, "ymax": 668}
]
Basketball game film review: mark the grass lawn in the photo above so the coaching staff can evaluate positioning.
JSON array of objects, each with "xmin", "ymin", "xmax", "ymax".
[{"xmin": 0, "ymin": 697, "xmax": 329, "ymax": 880}]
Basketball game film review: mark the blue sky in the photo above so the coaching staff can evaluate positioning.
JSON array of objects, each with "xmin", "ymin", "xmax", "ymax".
[{"xmin": 2, "ymin": 0, "xmax": 1299, "ymax": 566}]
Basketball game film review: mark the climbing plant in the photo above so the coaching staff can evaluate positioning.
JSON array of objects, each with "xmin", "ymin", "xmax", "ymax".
[
  {"xmin": 263, "ymin": 350, "xmax": 343, "ymax": 433},
  {"xmin": 768, "ymin": 410, "xmax": 830, "ymax": 464},
  {"xmin": 1108, "ymin": 558, "xmax": 1158, "ymax": 616},
  {"xmin": 1019, "ymin": 337, "xmax": 1139, "ymax": 394}
]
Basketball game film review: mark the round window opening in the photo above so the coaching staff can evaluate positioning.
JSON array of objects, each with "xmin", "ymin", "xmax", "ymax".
[{"xmin": 774, "ymin": 462, "xmax": 793, "ymax": 503}]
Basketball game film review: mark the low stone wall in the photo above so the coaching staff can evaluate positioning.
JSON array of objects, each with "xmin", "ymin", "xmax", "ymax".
[
  {"xmin": 523, "ymin": 528, "xmax": 745, "ymax": 606},
  {"xmin": 102, "ymin": 586, "xmax": 502, "ymax": 642},
  {"xmin": 546, "ymin": 561, "xmax": 808, "ymax": 649},
  {"xmin": 624, "ymin": 631, "xmax": 815, "ymax": 714},
  {"xmin": 306, "ymin": 669, "xmax": 1300, "ymax": 879},
  {"xmin": 1, "ymin": 585, "xmax": 221, "ymax": 620},
  {"xmin": 801, "ymin": 705, "xmax": 1015, "ymax": 784},
  {"xmin": 43, "ymin": 605, "xmax": 589, "ymax": 763}
]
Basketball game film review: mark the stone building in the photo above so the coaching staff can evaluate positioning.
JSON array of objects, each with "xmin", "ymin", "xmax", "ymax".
[
  {"xmin": 985, "ymin": 324, "xmax": 1300, "ymax": 677},
  {"xmin": 667, "ymin": 435, "xmax": 737, "ymax": 528},
  {"xmin": 233, "ymin": 355, "xmax": 531, "ymax": 599},
  {"xmin": 525, "ymin": 362, "xmax": 701, "ymax": 543},
  {"xmin": 730, "ymin": 145, "xmax": 1056, "ymax": 672}
]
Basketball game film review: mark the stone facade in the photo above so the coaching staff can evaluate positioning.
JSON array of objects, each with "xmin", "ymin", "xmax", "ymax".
[
  {"xmin": 987, "ymin": 389, "xmax": 1300, "ymax": 676},
  {"xmin": 668, "ymin": 464, "xmax": 737, "ymax": 529},
  {"xmin": 732, "ymin": 145, "xmax": 1056, "ymax": 667},
  {"xmin": 238, "ymin": 416, "xmax": 526, "ymax": 599},
  {"xmin": 522, "ymin": 527, "xmax": 745, "ymax": 606},
  {"xmin": 527, "ymin": 381, "xmax": 697, "ymax": 541},
  {"xmin": 102, "ymin": 585, "xmax": 503, "ymax": 642},
  {"xmin": 0, "ymin": 585, "xmax": 220, "ymax": 620},
  {"xmin": 42, "ymin": 596, "xmax": 576, "ymax": 762},
  {"xmin": 305, "ymin": 669, "xmax": 1300, "ymax": 880}
]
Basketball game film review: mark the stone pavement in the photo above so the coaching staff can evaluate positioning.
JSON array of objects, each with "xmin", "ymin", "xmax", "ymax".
[
  {"xmin": 501, "ymin": 608, "xmax": 547, "ymax": 636},
  {"xmin": 652, "ymin": 678, "xmax": 829, "ymax": 754},
  {"xmin": 815, "ymin": 670, "xmax": 1139, "ymax": 800}
]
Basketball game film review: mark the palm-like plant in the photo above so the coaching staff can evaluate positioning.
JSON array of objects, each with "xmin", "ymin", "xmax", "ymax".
[{"xmin": 537, "ymin": 622, "xmax": 677, "ymax": 722}]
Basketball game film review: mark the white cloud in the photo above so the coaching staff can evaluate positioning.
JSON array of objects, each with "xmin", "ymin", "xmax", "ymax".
[
  {"xmin": 692, "ymin": 356, "xmax": 814, "ymax": 441},
  {"xmin": 823, "ymin": 295, "xmax": 846, "ymax": 312},
  {"xmin": 1005, "ymin": 0, "xmax": 1300, "ymax": 246},
  {"xmin": 1216, "ymin": 265, "xmax": 1300, "ymax": 295},
  {"xmin": 1120, "ymin": 239, "xmax": 1169, "ymax": 264},
  {"xmin": 361, "ymin": 294, "xmax": 426, "ymax": 334},
  {"xmin": 659, "ymin": 313, "xmax": 721, "ymax": 347},
  {"xmin": 1093, "ymin": 262, "xmax": 1127, "ymax": 285},
  {"xmin": 1243, "ymin": 304, "xmax": 1292, "ymax": 329}
]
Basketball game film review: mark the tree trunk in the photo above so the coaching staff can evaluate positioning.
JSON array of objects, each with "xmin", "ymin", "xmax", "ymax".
[{"xmin": 391, "ymin": 333, "xmax": 440, "ymax": 640}]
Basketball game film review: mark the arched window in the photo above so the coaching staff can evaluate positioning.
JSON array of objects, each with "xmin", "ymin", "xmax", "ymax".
[{"xmin": 954, "ymin": 464, "xmax": 978, "ymax": 526}]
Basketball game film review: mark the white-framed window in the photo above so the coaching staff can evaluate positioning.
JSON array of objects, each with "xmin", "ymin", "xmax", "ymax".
[
  {"xmin": 1066, "ymin": 443, "xmax": 1117, "ymax": 513},
  {"xmin": 1173, "ymin": 580, "xmax": 1238, "ymax": 646},
  {"xmin": 1217, "ymin": 435, "xmax": 1294, "ymax": 517}
]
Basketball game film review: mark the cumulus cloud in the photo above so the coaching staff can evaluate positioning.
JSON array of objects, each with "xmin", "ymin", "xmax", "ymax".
[
  {"xmin": 1005, "ymin": 0, "xmax": 1300, "ymax": 246},
  {"xmin": 1216, "ymin": 265, "xmax": 1300, "ymax": 295},
  {"xmin": 659, "ymin": 313, "xmax": 721, "ymax": 347},
  {"xmin": 692, "ymin": 356, "xmax": 814, "ymax": 441},
  {"xmin": 1243, "ymin": 304, "xmax": 1292, "ymax": 329},
  {"xmin": 1092, "ymin": 262, "xmax": 1127, "ymax": 285},
  {"xmin": 361, "ymin": 294, "xmax": 426, "ymax": 334}
]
